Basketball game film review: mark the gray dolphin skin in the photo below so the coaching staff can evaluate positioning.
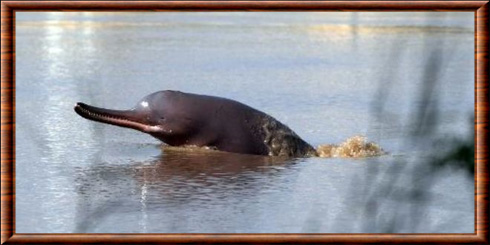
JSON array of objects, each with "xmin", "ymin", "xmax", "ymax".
[{"xmin": 74, "ymin": 90, "xmax": 317, "ymax": 157}]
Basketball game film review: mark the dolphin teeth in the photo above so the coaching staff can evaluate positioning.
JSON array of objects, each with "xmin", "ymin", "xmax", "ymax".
[{"xmin": 78, "ymin": 105, "xmax": 139, "ymax": 125}]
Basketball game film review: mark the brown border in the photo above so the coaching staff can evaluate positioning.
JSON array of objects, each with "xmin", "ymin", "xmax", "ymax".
[{"xmin": 1, "ymin": 1, "xmax": 488, "ymax": 244}]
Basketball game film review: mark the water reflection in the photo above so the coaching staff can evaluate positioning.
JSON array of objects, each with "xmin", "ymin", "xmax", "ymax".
[
  {"xmin": 16, "ymin": 12, "xmax": 474, "ymax": 233},
  {"xmin": 73, "ymin": 149, "xmax": 295, "ymax": 232}
]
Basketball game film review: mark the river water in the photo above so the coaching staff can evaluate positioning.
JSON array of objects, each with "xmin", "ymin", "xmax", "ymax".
[{"xmin": 15, "ymin": 12, "xmax": 474, "ymax": 233}]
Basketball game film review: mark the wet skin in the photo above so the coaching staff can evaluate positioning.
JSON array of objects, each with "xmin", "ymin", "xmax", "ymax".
[{"xmin": 74, "ymin": 90, "xmax": 316, "ymax": 157}]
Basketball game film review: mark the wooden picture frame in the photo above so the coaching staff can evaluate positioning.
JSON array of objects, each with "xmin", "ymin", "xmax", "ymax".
[{"xmin": 1, "ymin": 1, "xmax": 488, "ymax": 244}]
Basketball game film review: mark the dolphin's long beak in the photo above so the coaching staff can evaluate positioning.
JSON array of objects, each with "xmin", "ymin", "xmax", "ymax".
[{"xmin": 74, "ymin": 102, "xmax": 162, "ymax": 133}]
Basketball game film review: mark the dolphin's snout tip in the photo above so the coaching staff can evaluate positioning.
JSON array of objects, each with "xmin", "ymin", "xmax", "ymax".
[
  {"xmin": 74, "ymin": 103, "xmax": 86, "ymax": 114},
  {"xmin": 74, "ymin": 102, "xmax": 87, "ymax": 108},
  {"xmin": 74, "ymin": 102, "xmax": 92, "ymax": 119}
]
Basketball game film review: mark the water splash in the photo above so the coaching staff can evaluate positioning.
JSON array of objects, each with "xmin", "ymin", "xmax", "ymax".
[
  {"xmin": 162, "ymin": 145, "xmax": 219, "ymax": 153},
  {"xmin": 316, "ymin": 135, "xmax": 385, "ymax": 158},
  {"xmin": 161, "ymin": 135, "xmax": 384, "ymax": 158}
]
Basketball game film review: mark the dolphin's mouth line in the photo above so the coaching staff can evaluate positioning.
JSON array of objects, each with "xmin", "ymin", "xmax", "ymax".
[
  {"xmin": 74, "ymin": 103, "xmax": 162, "ymax": 133},
  {"xmin": 75, "ymin": 104, "xmax": 138, "ymax": 123}
]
